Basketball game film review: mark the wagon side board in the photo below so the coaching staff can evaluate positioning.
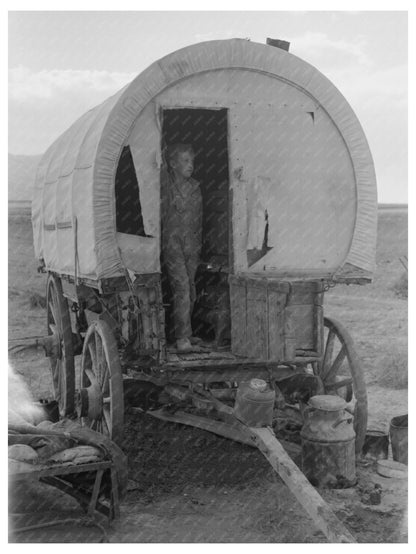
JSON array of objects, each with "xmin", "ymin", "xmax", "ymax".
[
  {"xmin": 229, "ymin": 276, "xmax": 325, "ymax": 362},
  {"xmin": 60, "ymin": 273, "xmax": 165, "ymax": 361}
]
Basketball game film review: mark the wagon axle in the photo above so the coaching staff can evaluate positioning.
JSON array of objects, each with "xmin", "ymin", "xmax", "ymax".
[{"xmin": 42, "ymin": 332, "xmax": 61, "ymax": 360}]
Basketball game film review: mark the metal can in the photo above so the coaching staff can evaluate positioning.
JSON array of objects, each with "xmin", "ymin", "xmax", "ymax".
[
  {"xmin": 390, "ymin": 414, "xmax": 408, "ymax": 465},
  {"xmin": 301, "ymin": 395, "xmax": 356, "ymax": 487},
  {"xmin": 233, "ymin": 379, "xmax": 275, "ymax": 427}
]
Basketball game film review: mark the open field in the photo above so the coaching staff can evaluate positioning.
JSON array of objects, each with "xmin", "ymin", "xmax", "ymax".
[{"xmin": 8, "ymin": 206, "xmax": 408, "ymax": 543}]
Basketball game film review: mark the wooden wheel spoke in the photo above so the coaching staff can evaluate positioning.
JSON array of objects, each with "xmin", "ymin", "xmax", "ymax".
[
  {"xmin": 98, "ymin": 359, "xmax": 109, "ymax": 390},
  {"xmin": 102, "ymin": 407, "xmax": 111, "ymax": 435},
  {"xmin": 57, "ymin": 361, "xmax": 62, "ymax": 390},
  {"xmin": 48, "ymin": 322, "xmax": 58, "ymax": 336},
  {"xmin": 85, "ymin": 368, "xmax": 100, "ymax": 388},
  {"xmin": 322, "ymin": 329, "xmax": 335, "ymax": 375},
  {"xmin": 102, "ymin": 368, "xmax": 110, "ymax": 393},
  {"xmin": 88, "ymin": 340, "xmax": 98, "ymax": 372},
  {"xmin": 54, "ymin": 367, "xmax": 62, "ymax": 403},
  {"xmin": 50, "ymin": 356, "xmax": 58, "ymax": 376},
  {"xmin": 95, "ymin": 333, "xmax": 104, "ymax": 380},
  {"xmin": 48, "ymin": 299, "xmax": 58, "ymax": 326},
  {"xmin": 323, "ymin": 345, "xmax": 346, "ymax": 382}
]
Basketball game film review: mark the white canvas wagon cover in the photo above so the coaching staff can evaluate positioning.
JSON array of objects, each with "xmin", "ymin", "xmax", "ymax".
[{"xmin": 32, "ymin": 38, "xmax": 377, "ymax": 282}]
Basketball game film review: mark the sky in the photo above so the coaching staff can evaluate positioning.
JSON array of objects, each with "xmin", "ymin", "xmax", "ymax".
[{"xmin": 8, "ymin": 10, "xmax": 408, "ymax": 203}]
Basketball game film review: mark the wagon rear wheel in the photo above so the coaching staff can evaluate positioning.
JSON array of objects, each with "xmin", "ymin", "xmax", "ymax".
[
  {"xmin": 79, "ymin": 320, "xmax": 124, "ymax": 445},
  {"xmin": 313, "ymin": 316, "xmax": 367, "ymax": 455},
  {"xmin": 46, "ymin": 274, "xmax": 75, "ymax": 417}
]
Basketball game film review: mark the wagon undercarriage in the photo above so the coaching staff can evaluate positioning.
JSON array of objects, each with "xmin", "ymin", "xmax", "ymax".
[
  {"xmin": 38, "ymin": 270, "xmax": 370, "ymax": 542},
  {"xmin": 45, "ymin": 272, "xmax": 367, "ymax": 446}
]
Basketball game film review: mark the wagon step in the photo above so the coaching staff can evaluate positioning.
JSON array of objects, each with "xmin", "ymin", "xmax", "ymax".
[{"xmin": 145, "ymin": 408, "xmax": 356, "ymax": 543}]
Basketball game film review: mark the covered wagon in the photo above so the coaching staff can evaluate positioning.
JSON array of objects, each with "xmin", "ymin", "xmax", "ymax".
[{"xmin": 32, "ymin": 38, "xmax": 377, "ymax": 462}]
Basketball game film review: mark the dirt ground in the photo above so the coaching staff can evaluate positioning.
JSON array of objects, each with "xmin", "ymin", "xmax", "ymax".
[{"xmin": 8, "ymin": 206, "xmax": 408, "ymax": 543}]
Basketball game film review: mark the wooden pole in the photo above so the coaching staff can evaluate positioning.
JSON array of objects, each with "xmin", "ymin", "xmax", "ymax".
[
  {"xmin": 147, "ymin": 386, "xmax": 357, "ymax": 543},
  {"xmin": 250, "ymin": 427, "xmax": 356, "ymax": 543}
]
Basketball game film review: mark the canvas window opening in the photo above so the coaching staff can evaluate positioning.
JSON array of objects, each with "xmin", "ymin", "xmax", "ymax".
[{"xmin": 115, "ymin": 145, "xmax": 147, "ymax": 237}]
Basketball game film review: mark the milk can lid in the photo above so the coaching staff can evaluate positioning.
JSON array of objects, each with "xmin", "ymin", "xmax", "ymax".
[
  {"xmin": 249, "ymin": 378, "xmax": 268, "ymax": 392},
  {"xmin": 308, "ymin": 395, "xmax": 346, "ymax": 411}
]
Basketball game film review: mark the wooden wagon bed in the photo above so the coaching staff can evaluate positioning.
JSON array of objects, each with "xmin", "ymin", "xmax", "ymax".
[{"xmin": 9, "ymin": 459, "xmax": 120, "ymax": 522}]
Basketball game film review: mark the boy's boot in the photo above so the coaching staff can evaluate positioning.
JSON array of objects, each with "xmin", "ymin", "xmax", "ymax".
[{"xmin": 176, "ymin": 338, "xmax": 192, "ymax": 353}]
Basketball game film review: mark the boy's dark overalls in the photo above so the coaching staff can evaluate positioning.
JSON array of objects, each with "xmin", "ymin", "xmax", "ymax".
[{"xmin": 161, "ymin": 169, "xmax": 202, "ymax": 346}]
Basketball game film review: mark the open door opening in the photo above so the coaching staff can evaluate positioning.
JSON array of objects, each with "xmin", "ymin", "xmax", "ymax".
[{"xmin": 160, "ymin": 107, "xmax": 231, "ymax": 346}]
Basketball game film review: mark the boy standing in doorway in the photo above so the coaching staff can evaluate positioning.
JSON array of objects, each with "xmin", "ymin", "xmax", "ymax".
[{"xmin": 161, "ymin": 143, "xmax": 202, "ymax": 353}]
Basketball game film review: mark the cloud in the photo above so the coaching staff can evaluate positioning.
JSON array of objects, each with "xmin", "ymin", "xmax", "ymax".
[
  {"xmin": 9, "ymin": 66, "xmax": 135, "ymax": 102},
  {"xmin": 331, "ymin": 64, "xmax": 407, "ymax": 112},
  {"xmin": 290, "ymin": 31, "xmax": 371, "ymax": 69},
  {"xmin": 288, "ymin": 31, "xmax": 407, "ymax": 118},
  {"xmin": 8, "ymin": 66, "xmax": 137, "ymax": 154}
]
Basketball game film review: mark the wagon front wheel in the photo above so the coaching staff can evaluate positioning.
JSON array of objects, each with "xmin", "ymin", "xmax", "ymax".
[
  {"xmin": 46, "ymin": 273, "xmax": 75, "ymax": 417},
  {"xmin": 79, "ymin": 320, "xmax": 124, "ymax": 445},
  {"xmin": 313, "ymin": 317, "xmax": 368, "ymax": 455}
]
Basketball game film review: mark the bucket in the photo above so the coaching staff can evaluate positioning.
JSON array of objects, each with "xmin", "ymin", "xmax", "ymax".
[
  {"xmin": 390, "ymin": 415, "xmax": 408, "ymax": 465},
  {"xmin": 233, "ymin": 379, "xmax": 275, "ymax": 427},
  {"xmin": 362, "ymin": 429, "xmax": 389, "ymax": 460}
]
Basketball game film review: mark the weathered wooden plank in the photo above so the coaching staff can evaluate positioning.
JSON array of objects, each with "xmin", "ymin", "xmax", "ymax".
[
  {"xmin": 292, "ymin": 304, "xmax": 315, "ymax": 349},
  {"xmin": 288, "ymin": 290, "xmax": 316, "ymax": 305},
  {"xmin": 250, "ymin": 427, "xmax": 356, "ymax": 543},
  {"xmin": 10, "ymin": 460, "xmax": 113, "ymax": 479},
  {"xmin": 286, "ymin": 281, "xmax": 323, "ymax": 354},
  {"xmin": 246, "ymin": 282, "xmax": 268, "ymax": 358},
  {"xmin": 267, "ymin": 289, "xmax": 286, "ymax": 360},
  {"xmin": 147, "ymin": 409, "xmax": 302, "ymax": 459},
  {"xmin": 149, "ymin": 409, "xmax": 254, "ymax": 446},
  {"xmin": 283, "ymin": 303, "xmax": 297, "ymax": 361},
  {"xmin": 314, "ymin": 302, "xmax": 324, "ymax": 357},
  {"xmin": 229, "ymin": 278, "xmax": 247, "ymax": 356},
  {"xmin": 88, "ymin": 469, "xmax": 105, "ymax": 516}
]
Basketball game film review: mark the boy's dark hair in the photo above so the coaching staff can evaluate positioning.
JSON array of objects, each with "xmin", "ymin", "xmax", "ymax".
[{"xmin": 167, "ymin": 143, "xmax": 194, "ymax": 164}]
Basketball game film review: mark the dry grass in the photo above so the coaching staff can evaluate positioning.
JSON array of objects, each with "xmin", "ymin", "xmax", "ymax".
[
  {"xmin": 378, "ymin": 347, "xmax": 408, "ymax": 389},
  {"xmin": 392, "ymin": 272, "xmax": 408, "ymax": 299},
  {"xmin": 29, "ymin": 292, "xmax": 46, "ymax": 309}
]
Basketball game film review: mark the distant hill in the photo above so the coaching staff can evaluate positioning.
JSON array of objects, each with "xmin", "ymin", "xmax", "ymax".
[{"xmin": 8, "ymin": 153, "xmax": 43, "ymax": 201}]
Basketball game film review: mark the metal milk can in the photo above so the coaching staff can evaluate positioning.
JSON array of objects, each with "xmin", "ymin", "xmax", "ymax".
[{"xmin": 301, "ymin": 395, "xmax": 356, "ymax": 487}]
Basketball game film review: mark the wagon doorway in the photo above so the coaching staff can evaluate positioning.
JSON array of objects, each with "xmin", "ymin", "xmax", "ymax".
[{"xmin": 160, "ymin": 107, "xmax": 231, "ymax": 345}]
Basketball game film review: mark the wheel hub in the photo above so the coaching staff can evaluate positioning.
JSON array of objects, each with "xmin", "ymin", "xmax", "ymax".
[
  {"xmin": 78, "ymin": 383, "xmax": 103, "ymax": 419},
  {"xmin": 43, "ymin": 332, "xmax": 62, "ymax": 359}
]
